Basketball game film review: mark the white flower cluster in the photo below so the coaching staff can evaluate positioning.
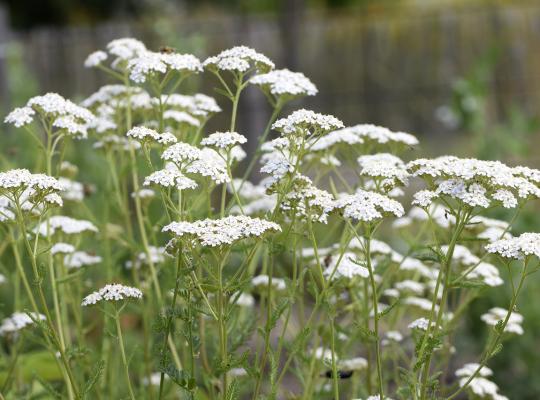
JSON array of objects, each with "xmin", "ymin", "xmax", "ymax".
[
  {"xmin": 280, "ymin": 175, "xmax": 335, "ymax": 223},
  {"xmin": 51, "ymin": 242, "xmax": 75, "ymax": 255},
  {"xmin": 455, "ymin": 363, "xmax": 508, "ymax": 400},
  {"xmin": 468, "ymin": 262, "xmax": 504, "ymax": 287},
  {"xmin": 84, "ymin": 50, "xmax": 108, "ymax": 68},
  {"xmin": 126, "ymin": 126, "xmax": 177, "ymax": 145},
  {"xmin": 5, "ymin": 93, "xmax": 95, "ymax": 139},
  {"xmin": 0, "ymin": 170, "xmax": 64, "ymax": 212},
  {"xmin": 395, "ymin": 280, "xmax": 425, "ymax": 295},
  {"xmin": 272, "ymin": 109, "xmax": 344, "ymax": 136},
  {"xmin": 107, "ymin": 38, "xmax": 147, "ymax": 62},
  {"xmin": 4, "ymin": 107, "xmax": 35, "ymax": 127},
  {"xmin": 128, "ymin": 51, "xmax": 202, "ymax": 83},
  {"xmin": 470, "ymin": 217, "xmax": 511, "ymax": 243},
  {"xmin": 161, "ymin": 93, "xmax": 221, "ymax": 118},
  {"xmin": 35, "ymin": 216, "xmax": 98, "ymax": 236},
  {"xmin": 0, "ymin": 312, "xmax": 46, "ymax": 336},
  {"xmin": 162, "ymin": 142, "xmax": 201, "ymax": 163},
  {"xmin": 82, "ymin": 85, "xmax": 153, "ymax": 115},
  {"xmin": 203, "ymin": 46, "xmax": 274, "ymax": 73},
  {"xmin": 312, "ymin": 347, "xmax": 334, "ymax": 362},
  {"xmin": 58, "ymin": 178, "xmax": 85, "ymax": 202},
  {"xmin": 338, "ymin": 357, "xmax": 368, "ymax": 371},
  {"xmin": 408, "ymin": 156, "xmax": 540, "ymax": 209},
  {"xmin": 201, "ymin": 131, "xmax": 247, "ymax": 149},
  {"xmin": 334, "ymin": 190, "xmax": 404, "ymax": 222},
  {"xmin": 323, "ymin": 253, "xmax": 369, "ymax": 280},
  {"xmin": 81, "ymin": 84, "xmax": 130, "ymax": 108},
  {"xmin": 261, "ymin": 156, "xmax": 293, "ymax": 179},
  {"xmin": 357, "ymin": 153, "xmax": 409, "ymax": 189},
  {"xmin": 64, "ymin": 251, "xmax": 102, "ymax": 269},
  {"xmin": 250, "ymin": 69, "xmax": 318, "ymax": 98},
  {"xmin": 481, "ymin": 307, "xmax": 524, "ymax": 335},
  {"xmin": 84, "ymin": 38, "xmax": 147, "ymax": 70},
  {"xmin": 230, "ymin": 292, "xmax": 255, "ymax": 307},
  {"xmin": 159, "ymin": 143, "xmax": 230, "ymax": 184},
  {"xmin": 125, "ymin": 246, "xmax": 167, "ymax": 270},
  {"xmin": 408, "ymin": 317, "xmax": 432, "ymax": 331},
  {"xmin": 81, "ymin": 283, "xmax": 143, "ymax": 306},
  {"xmin": 144, "ymin": 164, "xmax": 198, "ymax": 191},
  {"xmin": 394, "ymin": 205, "xmax": 451, "ymax": 229},
  {"xmin": 309, "ymin": 128, "xmax": 364, "ymax": 152},
  {"xmin": 323, "ymin": 124, "xmax": 418, "ymax": 150},
  {"xmin": 443, "ymin": 244, "xmax": 505, "ymax": 286},
  {"xmin": 163, "ymin": 110, "xmax": 200, "ymax": 127},
  {"xmin": 0, "ymin": 169, "xmax": 62, "ymax": 193},
  {"xmin": 163, "ymin": 216, "xmax": 281, "ymax": 247},
  {"xmin": 486, "ymin": 233, "xmax": 540, "ymax": 260},
  {"xmin": 252, "ymin": 275, "xmax": 287, "ymax": 291}
]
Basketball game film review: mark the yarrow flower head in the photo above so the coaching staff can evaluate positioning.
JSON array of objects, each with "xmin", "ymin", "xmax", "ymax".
[
  {"xmin": 4, "ymin": 107, "xmax": 35, "ymax": 127},
  {"xmin": 408, "ymin": 317, "xmax": 432, "ymax": 331},
  {"xmin": 84, "ymin": 50, "xmax": 108, "ymax": 68},
  {"xmin": 50, "ymin": 242, "xmax": 75, "ymax": 255},
  {"xmin": 250, "ymin": 69, "xmax": 318, "ymax": 99},
  {"xmin": 279, "ymin": 175, "xmax": 336, "ymax": 224},
  {"xmin": 252, "ymin": 275, "xmax": 287, "ymax": 291},
  {"xmin": 323, "ymin": 252, "xmax": 369, "ymax": 280},
  {"xmin": 35, "ymin": 216, "xmax": 98, "ymax": 236},
  {"xmin": 163, "ymin": 216, "xmax": 281, "ymax": 247},
  {"xmin": 357, "ymin": 153, "xmax": 409, "ymax": 190},
  {"xmin": 106, "ymin": 38, "xmax": 147, "ymax": 62},
  {"xmin": 144, "ymin": 164, "xmax": 198, "ymax": 190},
  {"xmin": 272, "ymin": 109, "xmax": 344, "ymax": 137},
  {"xmin": 126, "ymin": 246, "xmax": 167, "ymax": 270},
  {"xmin": 203, "ymin": 46, "xmax": 274, "ymax": 74},
  {"xmin": 161, "ymin": 143, "xmax": 229, "ymax": 183},
  {"xmin": 81, "ymin": 283, "xmax": 143, "ymax": 306},
  {"xmin": 58, "ymin": 178, "xmax": 85, "ymax": 202},
  {"xmin": 162, "ymin": 142, "xmax": 202, "ymax": 165},
  {"xmin": 455, "ymin": 363, "xmax": 509, "ymax": 400},
  {"xmin": 127, "ymin": 50, "xmax": 202, "ymax": 83},
  {"xmin": 0, "ymin": 312, "xmax": 46, "ymax": 336},
  {"xmin": 481, "ymin": 307, "xmax": 524, "ymax": 335},
  {"xmin": 201, "ymin": 131, "xmax": 247, "ymax": 149},
  {"xmin": 486, "ymin": 233, "xmax": 540, "ymax": 260},
  {"xmin": 160, "ymin": 93, "xmax": 221, "ymax": 119},
  {"xmin": 126, "ymin": 126, "xmax": 177, "ymax": 145},
  {"xmin": 0, "ymin": 170, "xmax": 65, "ymax": 212},
  {"xmin": 333, "ymin": 124, "xmax": 418, "ymax": 148},
  {"xmin": 163, "ymin": 110, "xmax": 200, "ymax": 127},
  {"xmin": 85, "ymin": 38, "xmax": 147, "ymax": 72},
  {"xmin": 64, "ymin": 251, "xmax": 102, "ymax": 269},
  {"xmin": 338, "ymin": 357, "xmax": 368, "ymax": 371},
  {"xmin": 334, "ymin": 189, "xmax": 404, "ymax": 222},
  {"xmin": 5, "ymin": 93, "xmax": 95, "ymax": 139},
  {"xmin": 185, "ymin": 148, "xmax": 230, "ymax": 184},
  {"xmin": 408, "ymin": 156, "xmax": 540, "ymax": 210}
]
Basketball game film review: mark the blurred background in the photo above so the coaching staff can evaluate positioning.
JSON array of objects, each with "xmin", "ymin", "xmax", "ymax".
[{"xmin": 0, "ymin": 0, "xmax": 539, "ymax": 397}]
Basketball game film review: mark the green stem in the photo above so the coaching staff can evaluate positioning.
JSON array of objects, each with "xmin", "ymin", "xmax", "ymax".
[
  {"xmin": 217, "ymin": 254, "xmax": 228, "ymax": 399},
  {"xmin": 159, "ymin": 254, "xmax": 183, "ymax": 400},
  {"xmin": 115, "ymin": 311, "xmax": 136, "ymax": 400},
  {"xmin": 446, "ymin": 259, "xmax": 530, "ymax": 400},
  {"xmin": 365, "ymin": 231, "xmax": 384, "ymax": 399},
  {"xmin": 329, "ymin": 317, "xmax": 340, "ymax": 400}
]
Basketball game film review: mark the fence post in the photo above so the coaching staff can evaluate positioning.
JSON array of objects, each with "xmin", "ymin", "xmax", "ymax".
[{"xmin": 0, "ymin": 4, "xmax": 11, "ymax": 111}]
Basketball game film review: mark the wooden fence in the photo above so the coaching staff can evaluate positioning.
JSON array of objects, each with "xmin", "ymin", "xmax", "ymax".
[{"xmin": 1, "ymin": 1, "xmax": 540, "ymax": 139}]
